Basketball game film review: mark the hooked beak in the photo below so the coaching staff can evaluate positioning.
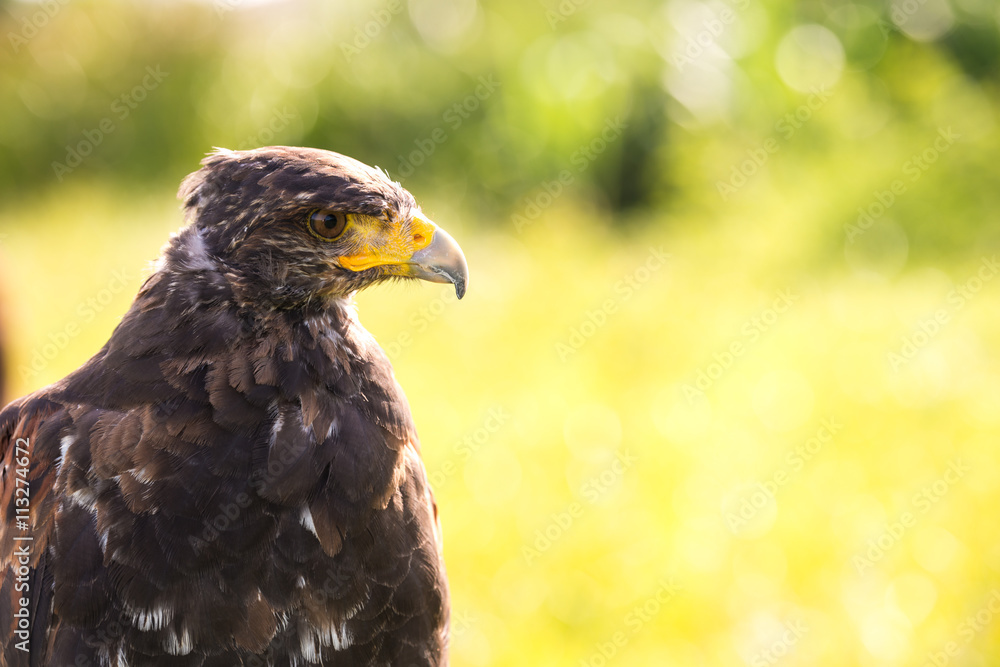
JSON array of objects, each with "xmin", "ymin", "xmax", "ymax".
[
  {"xmin": 407, "ymin": 220, "xmax": 469, "ymax": 299},
  {"xmin": 405, "ymin": 215, "xmax": 469, "ymax": 299}
]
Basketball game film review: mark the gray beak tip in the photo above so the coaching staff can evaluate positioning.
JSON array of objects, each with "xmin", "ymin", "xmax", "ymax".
[{"xmin": 410, "ymin": 225, "xmax": 469, "ymax": 300}]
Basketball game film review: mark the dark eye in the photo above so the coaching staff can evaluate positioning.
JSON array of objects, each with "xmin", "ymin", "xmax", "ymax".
[{"xmin": 307, "ymin": 209, "xmax": 348, "ymax": 240}]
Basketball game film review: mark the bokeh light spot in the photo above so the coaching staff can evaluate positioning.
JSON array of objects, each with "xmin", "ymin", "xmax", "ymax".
[
  {"xmin": 890, "ymin": 0, "xmax": 954, "ymax": 42},
  {"xmin": 563, "ymin": 403, "xmax": 623, "ymax": 455},
  {"xmin": 651, "ymin": 385, "xmax": 712, "ymax": 443},
  {"xmin": 464, "ymin": 446, "xmax": 522, "ymax": 508},
  {"xmin": 912, "ymin": 526, "xmax": 962, "ymax": 573},
  {"xmin": 887, "ymin": 572, "xmax": 937, "ymax": 625},
  {"xmin": 408, "ymin": 0, "xmax": 479, "ymax": 54},
  {"xmin": 844, "ymin": 219, "xmax": 910, "ymax": 280},
  {"xmin": 858, "ymin": 607, "xmax": 912, "ymax": 661},
  {"xmin": 752, "ymin": 370, "xmax": 814, "ymax": 432},
  {"xmin": 775, "ymin": 24, "xmax": 845, "ymax": 92},
  {"xmin": 721, "ymin": 483, "xmax": 778, "ymax": 539}
]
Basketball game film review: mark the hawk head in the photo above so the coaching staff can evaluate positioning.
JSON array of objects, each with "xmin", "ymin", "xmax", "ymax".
[{"xmin": 174, "ymin": 146, "xmax": 468, "ymax": 309}]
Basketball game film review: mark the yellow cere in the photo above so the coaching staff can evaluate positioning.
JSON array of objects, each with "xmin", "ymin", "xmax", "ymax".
[{"xmin": 339, "ymin": 213, "xmax": 437, "ymax": 273}]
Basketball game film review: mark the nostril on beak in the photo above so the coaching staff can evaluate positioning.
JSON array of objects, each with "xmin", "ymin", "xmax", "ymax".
[{"xmin": 413, "ymin": 233, "xmax": 425, "ymax": 245}]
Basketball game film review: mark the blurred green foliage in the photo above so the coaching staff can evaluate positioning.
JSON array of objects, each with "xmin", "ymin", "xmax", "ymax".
[{"xmin": 3, "ymin": 0, "xmax": 1000, "ymax": 665}]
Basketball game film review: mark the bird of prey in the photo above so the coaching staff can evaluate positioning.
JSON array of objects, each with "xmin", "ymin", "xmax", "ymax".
[{"xmin": 0, "ymin": 146, "xmax": 468, "ymax": 666}]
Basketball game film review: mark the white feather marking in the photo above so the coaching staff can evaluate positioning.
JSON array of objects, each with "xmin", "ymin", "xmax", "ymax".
[
  {"xmin": 68, "ymin": 487, "xmax": 97, "ymax": 512},
  {"xmin": 127, "ymin": 601, "xmax": 174, "ymax": 632},
  {"xmin": 299, "ymin": 505, "xmax": 318, "ymax": 538},
  {"xmin": 325, "ymin": 623, "xmax": 353, "ymax": 651},
  {"xmin": 299, "ymin": 620, "xmax": 353, "ymax": 661},
  {"xmin": 133, "ymin": 464, "xmax": 155, "ymax": 484},
  {"xmin": 180, "ymin": 229, "xmax": 216, "ymax": 272},
  {"xmin": 57, "ymin": 435, "xmax": 75, "ymax": 471},
  {"xmin": 68, "ymin": 487, "xmax": 98, "ymax": 514},
  {"xmin": 96, "ymin": 644, "xmax": 109, "ymax": 667},
  {"xmin": 270, "ymin": 410, "xmax": 285, "ymax": 449},
  {"xmin": 301, "ymin": 635, "xmax": 321, "ymax": 662},
  {"xmin": 324, "ymin": 417, "xmax": 338, "ymax": 441},
  {"xmin": 164, "ymin": 625, "xmax": 193, "ymax": 655}
]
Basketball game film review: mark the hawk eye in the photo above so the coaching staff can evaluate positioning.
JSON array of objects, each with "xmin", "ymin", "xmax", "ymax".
[{"xmin": 307, "ymin": 209, "xmax": 348, "ymax": 241}]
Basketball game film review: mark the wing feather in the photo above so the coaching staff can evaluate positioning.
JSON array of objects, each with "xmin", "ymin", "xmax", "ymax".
[{"xmin": 0, "ymin": 393, "xmax": 66, "ymax": 667}]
